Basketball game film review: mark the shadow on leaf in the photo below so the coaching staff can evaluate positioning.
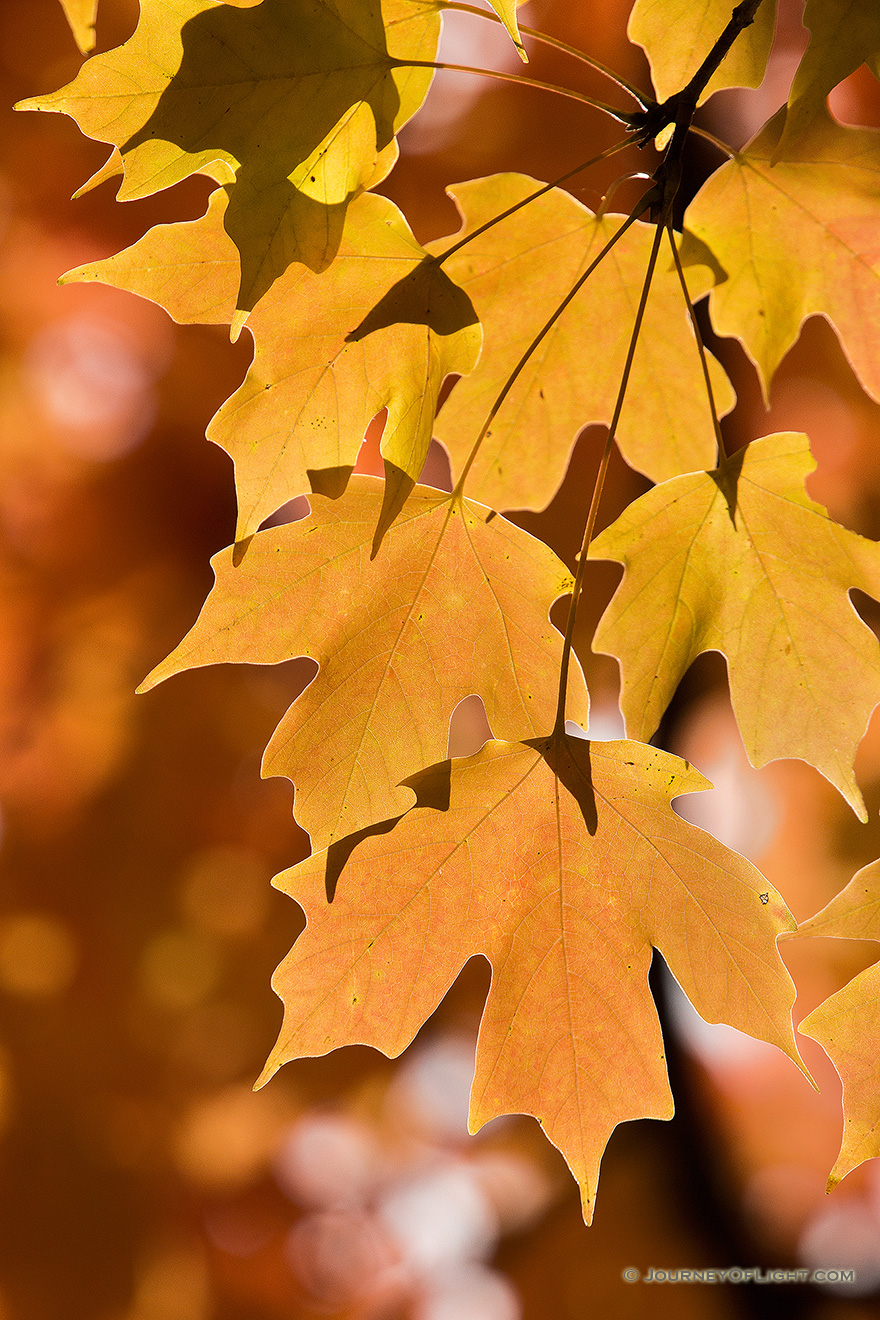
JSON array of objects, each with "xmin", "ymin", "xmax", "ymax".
[
  {"xmin": 709, "ymin": 442, "xmax": 746, "ymax": 526},
  {"xmin": 345, "ymin": 258, "xmax": 480, "ymax": 340},
  {"xmin": 530, "ymin": 734, "xmax": 599, "ymax": 836},
  {"xmin": 323, "ymin": 758, "xmax": 453, "ymax": 901},
  {"xmin": 122, "ymin": 0, "xmax": 406, "ymax": 306}
]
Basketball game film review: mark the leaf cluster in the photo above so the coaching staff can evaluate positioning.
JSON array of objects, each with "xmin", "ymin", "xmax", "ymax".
[{"xmin": 24, "ymin": 0, "xmax": 880, "ymax": 1215}]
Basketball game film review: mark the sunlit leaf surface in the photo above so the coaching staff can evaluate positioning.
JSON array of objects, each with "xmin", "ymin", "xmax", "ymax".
[
  {"xmin": 686, "ymin": 109, "xmax": 880, "ymax": 403},
  {"xmin": 591, "ymin": 433, "xmax": 880, "ymax": 818},
  {"xmin": 260, "ymin": 734, "xmax": 802, "ymax": 1220},
  {"xmin": 627, "ymin": 0, "xmax": 777, "ymax": 103},
  {"xmin": 142, "ymin": 478, "xmax": 587, "ymax": 849},
  {"xmin": 435, "ymin": 174, "xmax": 731, "ymax": 512}
]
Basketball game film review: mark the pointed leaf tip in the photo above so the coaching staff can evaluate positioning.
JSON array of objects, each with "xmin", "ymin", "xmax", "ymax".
[
  {"xmin": 72, "ymin": 148, "xmax": 123, "ymax": 199},
  {"xmin": 131, "ymin": 481, "xmax": 588, "ymax": 850},
  {"xmin": 230, "ymin": 308, "xmax": 249, "ymax": 344},
  {"xmin": 59, "ymin": 0, "xmax": 98, "ymax": 54},
  {"xmin": 263, "ymin": 735, "xmax": 802, "ymax": 1215},
  {"xmin": 592, "ymin": 433, "xmax": 880, "ymax": 820},
  {"xmin": 486, "ymin": 0, "xmax": 527, "ymax": 61}
]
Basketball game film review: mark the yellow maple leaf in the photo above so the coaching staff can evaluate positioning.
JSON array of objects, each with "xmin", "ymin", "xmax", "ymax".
[
  {"xmin": 686, "ymin": 108, "xmax": 880, "ymax": 404},
  {"xmin": 627, "ymin": 0, "xmax": 777, "ymax": 104},
  {"xmin": 434, "ymin": 174, "xmax": 732, "ymax": 512},
  {"xmin": 591, "ymin": 432, "xmax": 880, "ymax": 820},
  {"xmin": 140, "ymin": 478, "xmax": 588, "ymax": 851},
  {"xmin": 21, "ymin": 0, "xmax": 441, "ymax": 309}
]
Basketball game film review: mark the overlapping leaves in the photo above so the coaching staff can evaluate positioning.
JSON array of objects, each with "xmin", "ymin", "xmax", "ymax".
[
  {"xmin": 37, "ymin": 0, "xmax": 880, "ymax": 1213},
  {"xmin": 686, "ymin": 108, "xmax": 880, "ymax": 403},
  {"xmin": 591, "ymin": 432, "xmax": 880, "ymax": 819},
  {"xmin": 141, "ymin": 478, "xmax": 588, "ymax": 850},
  {"xmin": 780, "ymin": 0, "xmax": 880, "ymax": 153},
  {"xmin": 69, "ymin": 188, "xmax": 480, "ymax": 546},
  {"xmin": 434, "ymin": 174, "xmax": 732, "ymax": 511},
  {"xmin": 26, "ymin": 0, "xmax": 441, "ymax": 312},
  {"xmin": 259, "ymin": 734, "xmax": 802, "ymax": 1220}
]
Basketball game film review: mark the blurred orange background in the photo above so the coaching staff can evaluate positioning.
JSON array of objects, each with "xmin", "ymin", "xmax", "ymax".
[{"xmin": 2, "ymin": 1, "xmax": 880, "ymax": 1317}]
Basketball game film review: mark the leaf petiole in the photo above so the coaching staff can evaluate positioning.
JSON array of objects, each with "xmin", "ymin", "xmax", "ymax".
[
  {"xmin": 452, "ymin": 189, "xmax": 656, "ymax": 497},
  {"xmin": 394, "ymin": 60, "xmax": 639, "ymax": 125},
  {"xmin": 435, "ymin": 137, "xmax": 633, "ymax": 265},
  {"xmin": 687, "ymin": 124, "xmax": 737, "ymax": 157},
  {"xmin": 552, "ymin": 217, "xmax": 666, "ymax": 737},
  {"xmin": 665, "ymin": 223, "xmax": 727, "ymax": 462},
  {"xmin": 440, "ymin": 2, "xmax": 653, "ymax": 107}
]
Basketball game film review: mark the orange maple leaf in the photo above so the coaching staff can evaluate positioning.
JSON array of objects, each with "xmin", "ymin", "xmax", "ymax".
[
  {"xmin": 258, "ymin": 735, "xmax": 805, "ymax": 1220},
  {"xmin": 141, "ymin": 479, "xmax": 588, "ymax": 850}
]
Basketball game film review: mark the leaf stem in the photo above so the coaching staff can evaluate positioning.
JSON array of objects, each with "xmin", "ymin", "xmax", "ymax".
[
  {"xmin": 436, "ymin": 137, "xmax": 633, "ymax": 264},
  {"xmin": 628, "ymin": 0, "xmax": 768, "ymax": 144},
  {"xmin": 552, "ymin": 218, "xmax": 666, "ymax": 738},
  {"xmin": 596, "ymin": 170, "xmax": 652, "ymax": 220},
  {"xmin": 395, "ymin": 61, "xmax": 638, "ymax": 125},
  {"xmin": 439, "ymin": 2, "xmax": 652, "ymax": 107},
  {"xmin": 666, "ymin": 223, "xmax": 727, "ymax": 462},
  {"xmin": 452, "ymin": 191, "xmax": 655, "ymax": 497},
  {"xmin": 545, "ymin": 0, "xmax": 763, "ymax": 734},
  {"xmin": 687, "ymin": 124, "xmax": 736, "ymax": 157}
]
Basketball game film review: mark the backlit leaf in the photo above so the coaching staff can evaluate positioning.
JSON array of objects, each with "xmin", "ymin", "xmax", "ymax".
[
  {"xmin": 63, "ymin": 184, "xmax": 239, "ymax": 327},
  {"xmin": 591, "ymin": 432, "xmax": 880, "ymax": 819},
  {"xmin": 627, "ymin": 0, "xmax": 777, "ymax": 104},
  {"xmin": 58, "ymin": 0, "xmax": 98, "ymax": 53},
  {"xmin": 779, "ymin": 0, "xmax": 880, "ymax": 154},
  {"xmin": 140, "ymin": 478, "xmax": 587, "ymax": 850},
  {"xmin": 796, "ymin": 859, "xmax": 880, "ymax": 1187},
  {"xmin": 685, "ymin": 108, "xmax": 880, "ymax": 403},
  {"xmin": 21, "ymin": 0, "xmax": 441, "ymax": 309},
  {"xmin": 434, "ymin": 174, "xmax": 732, "ymax": 512},
  {"xmin": 258, "ymin": 734, "xmax": 802, "ymax": 1220},
  {"xmin": 486, "ymin": 0, "xmax": 526, "ymax": 61},
  {"xmin": 68, "ymin": 189, "xmax": 480, "ymax": 546}
]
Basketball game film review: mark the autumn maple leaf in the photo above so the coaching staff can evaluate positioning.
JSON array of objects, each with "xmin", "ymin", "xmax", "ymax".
[
  {"xmin": 434, "ymin": 173, "xmax": 730, "ymax": 512},
  {"xmin": 140, "ymin": 479, "xmax": 588, "ymax": 851},
  {"xmin": 591, "ymin": 432, "xmax": 880, "ymax": 820},
  {"xmin": 795, "ymin": 859, "xmax": 880, "ymax": 1188},
  {"xmin": 258, "ymin": 734, "xmax": 804, "ymax": 1221},
  {"xmin": 686, "ymin": 107, "xmax": 880, "ymax": 404},
  {"xmin": 628, "ymin": 0, "xmax": 777, "ymax": 103}
]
